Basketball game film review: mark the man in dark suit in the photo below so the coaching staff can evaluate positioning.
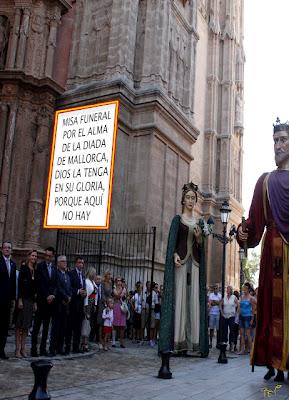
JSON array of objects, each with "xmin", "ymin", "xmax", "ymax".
[
  {"xmin": 89, "ymin": 274, "xmax": 105, "ymax": 344},
  {"xmin": 49, "ymin": 255, "xmax": 72, "ymax": 356},
  {"xmin": 65, "ymin": 257, "xmax": 86, "ymax": 354},
  {"xmin": 31, "ymin": 246, "xmax": 57, "ymax": 357},
  {"xmin": 0, "ymin": 241, "xmax": 17, "ymax": 359}
]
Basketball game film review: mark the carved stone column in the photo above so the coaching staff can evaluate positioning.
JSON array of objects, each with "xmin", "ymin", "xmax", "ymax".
[
  {"xmin": 0, "ymin": 103, "xmax": 17, "ymax": 242},
  {"xmin": 0, "ymin": 104, "xmax": 9, "ymax": 178},
  {"xmin": 45, "ymin": 17, "xmax": 58, "ymax": 78},
  {"xmin": 24, "ymin": 109, "xmax": 51, "ymax": 247},
  {"xmin": 15, "ymin": 8, "xmax": 30, "ymax": 69},
  {"xmin": 6, "ymin": 8, "xmax": 21, "ymax": 69}
]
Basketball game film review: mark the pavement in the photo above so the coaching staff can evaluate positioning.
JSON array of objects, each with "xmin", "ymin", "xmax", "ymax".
[{"xmin": 1, "ymin": 334, "xmax": 289, "ymax": 400}]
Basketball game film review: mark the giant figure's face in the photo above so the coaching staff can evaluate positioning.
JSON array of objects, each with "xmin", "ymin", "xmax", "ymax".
[
  {"xmin": 183, "ymin": 190, "xmax": 196, "ymax": 211},
  {"xmin": 274, "ymin": 130, "xmax": 289, "ymax": 168}
]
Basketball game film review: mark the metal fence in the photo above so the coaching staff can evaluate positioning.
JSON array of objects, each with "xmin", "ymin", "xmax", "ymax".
[{"xmin": 56, "ymin": 227, "xmax": 156, "ymax": 291}]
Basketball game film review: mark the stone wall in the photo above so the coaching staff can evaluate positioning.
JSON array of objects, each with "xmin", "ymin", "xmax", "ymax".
[
  {"xmin": 0, "ymin": 0, "xmax": 72, "ymax": 261},
  {"xmin": 0, "ymin": 0, "xmax": 245, "ymax": 287}
]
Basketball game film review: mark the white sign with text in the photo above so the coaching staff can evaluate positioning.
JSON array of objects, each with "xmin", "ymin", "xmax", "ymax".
[{"xmin": 44, "ymin": 101, "xmax": 119, "ymax": 229}]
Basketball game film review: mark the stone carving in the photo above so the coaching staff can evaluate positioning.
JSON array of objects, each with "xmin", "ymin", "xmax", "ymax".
[
  {"xmin": 47, "ymin": 20, "xmax": 57, "ymax": 48},
  {"xmin": 208, "ymin": 1, "xmax": 220, "ymax": 35},
  {"xmin": 235, "ymin": 92, "xmax": 243, "ymax": 125},
  {"xmin": 79, "ymin": 4, "xmax": 111, "ymax": 76},
  {"xmin": 222, "ymin": 14, "xmax": 236, "ymax": 41},
  {"xmin": 25, "ymin": 10, "xmax": 46, "ymax": 77},
  {"xmin": 2, "ymin": 83, "xmax": 17, "ymax": 96},
  {"xmin": 168, "ymin": 26, "xmax": 190, "ymax": 107},
  {"xmin": 0, "ymin": 15, "xmax": 9, "ymax": 69},
  {"xmin": 236, "ymin": 44, "xmax": 245, "ymax": 82},
  {"xmin": 31, "ymin": 13, "xmax": 44, "ymax": 34},
  {"xmin": 35, "ymin": 107, "xmax": 51, "ymax": 151},
  {"xmin": 198, "ymin": 0, "xmax": 208, "ymax": 20}
]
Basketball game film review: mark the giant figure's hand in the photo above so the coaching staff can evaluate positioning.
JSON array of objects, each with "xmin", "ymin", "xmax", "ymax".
[
  {"xmin": 238, "ymin": 225, "xmax": 248, "ymax": 242},
  {"xmin": 193, "ymin": 225, "xmax": 202, "ymax": 244},
  {"xmin": 174, "ymin": 253, "xmax": 181, "ymax": 268}
]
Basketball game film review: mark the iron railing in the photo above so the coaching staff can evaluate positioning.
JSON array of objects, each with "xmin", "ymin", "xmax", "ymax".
[{"xmin": 56, "ymin": 227, "xmax": 157, "ymax": 291}]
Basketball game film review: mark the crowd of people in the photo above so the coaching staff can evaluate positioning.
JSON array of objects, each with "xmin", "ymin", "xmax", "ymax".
[
  {"xmin": 208, "ymin": 283, "xmax": 257, "ymax": 355},
  {"xmin": 0, "ymin": 241, "xmax": 163, "ymax": 359},
  {"xmin": 0, "ymin": 238, "xmax": 259, "ymax": 361}
]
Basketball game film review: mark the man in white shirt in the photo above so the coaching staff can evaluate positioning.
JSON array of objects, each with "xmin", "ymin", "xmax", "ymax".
[{"xmin": 208, "ymin": 285, "xmax": 222, "ymax": 348}]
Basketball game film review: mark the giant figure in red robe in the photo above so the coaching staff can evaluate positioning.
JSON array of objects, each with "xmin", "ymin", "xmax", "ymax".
[{"xmin": 237, "ymin": 119, "xmax": 289, "ymax": 382}]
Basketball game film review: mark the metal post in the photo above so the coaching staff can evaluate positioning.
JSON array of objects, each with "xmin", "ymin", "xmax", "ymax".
[
  {"xmin": 221, "ymin": 223, "xmax": 226, "ymax": 300},
  {"xmin": 240, "ymin": 258, "xmax": 243, "ymax": 293},
  {"xmin": 98, "ymin": 240, "xmax": 102, "ymax": 275},
  {"xmin": 148, "ymin": 227, "xmax": 156, "ymax": 340},
  {"xmin": 150, "ymin": 227, "xmax": 156, "ymax": 290},
  {"xmin": 218, "ymin": 223, "xmax": 228, "ymax": 364},
  {"xmin": 55, "ymin": 229, "xmax": 60, "ymax": 264}
]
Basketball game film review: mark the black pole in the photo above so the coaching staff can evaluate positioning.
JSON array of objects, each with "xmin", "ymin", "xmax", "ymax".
[
  {"xmin": 221, "ymin": 223, "xmax": 226, "ymax": 300},
  {"xmin": 55, "ymin": 229, "xmax": 60, "ymax": 264},
  {"xmin": 240, "ymin": 258, "xmax": 243, "ymax": 293},
  {"xmin": 98, "ymin": 240, "xmax": 102, "ymax": 275},
  {"xmin": 150, "ymin": 227, "xmax": 156, "ymax": 294},
  {"xmin": 218, "ymin": 223, "xmax": 228, "ymax": 364},
  {"xmin": 148, "ymin": 227, "xmax": 156, "ymax": 340}
]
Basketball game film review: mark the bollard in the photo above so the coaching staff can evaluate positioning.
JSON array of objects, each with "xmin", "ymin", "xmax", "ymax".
[
  {"xmin": 217, "ymin": 342, "xmax": 228, "ymax": 364},
  {"xmin": 158, "ymin": 351, "xmax": 172, "ymax": 379},
  {"xmin": 28, "ymin": 360, "xmax": 53, "ymax": 400}
]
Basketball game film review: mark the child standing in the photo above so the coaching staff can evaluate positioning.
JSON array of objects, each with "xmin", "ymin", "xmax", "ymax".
[{"xmin": 102, "ymin": 298, "xmax": 114, "ymax": 351}]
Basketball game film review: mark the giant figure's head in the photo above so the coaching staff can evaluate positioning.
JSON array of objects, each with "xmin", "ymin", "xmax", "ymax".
[
  {"xmin": 273, "ymin": 118, "xmax": 289, "ymax": 168},
  {"xmin": 181, "ymin": 182, "xmax": 198, "ymax": 212}
]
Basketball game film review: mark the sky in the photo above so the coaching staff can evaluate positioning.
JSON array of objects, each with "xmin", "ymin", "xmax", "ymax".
[
  {"xmin": 242, "ymin": 1, "xmax": 289, "ymax": 280},
  {"xmin": 243, "ymin": 1, "xmax": 289, "ymax": 213}
]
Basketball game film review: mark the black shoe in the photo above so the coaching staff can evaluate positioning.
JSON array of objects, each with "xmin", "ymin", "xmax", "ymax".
[
  {"xmin": 64, "ymin": 350, "xmax": 70, "ymax": 355},
  {"xmin": 47, "ymin": 351, "xmax": 56, "ymax": 357},
  {"xmin": 30, "ymin": 349, "xmax": 39, "ymax": 357},
  {"xmin": 274, "ymin": 370, "xmax": 284, "ymax": 382},
  {"xmin": 264, "ymin": 367, "xmax": 275, "ymax": 381},
  {"xmin": 39, "ymin": 350, "xmax": 49, "ymax": 357},
  {"xmin": 64, "ymin": 347, "xmax": 70, "ymax": 355},
  {"xmin": 0, "ymin": 352, "xmax": 9, "ymax": 360},
  {"xmin": 72, "ymin": 348, "xmax": 81, "ymax": 354}
]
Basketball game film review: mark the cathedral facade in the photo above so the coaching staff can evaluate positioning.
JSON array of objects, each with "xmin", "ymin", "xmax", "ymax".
[{"xmin": 0, "ymin": 0, "xmax": 244, "ymax": 288}]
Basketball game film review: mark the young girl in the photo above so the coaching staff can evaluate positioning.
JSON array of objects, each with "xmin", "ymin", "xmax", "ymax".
[{"xmin": 102, "ymin": 298, "xmax": 114, "ymax": 351}]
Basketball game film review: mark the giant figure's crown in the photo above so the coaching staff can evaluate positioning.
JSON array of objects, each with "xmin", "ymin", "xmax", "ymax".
[
  {"xmin": 273, "ymin": 117, "xmax": 289, "ymax": 133},
  {"xmin": 182, "ymin": 182, "xmax": 198, "ymax": 193}
]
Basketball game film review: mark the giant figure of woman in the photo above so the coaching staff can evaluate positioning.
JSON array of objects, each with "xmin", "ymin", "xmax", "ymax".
[{"xmin": 159, "ymin": 182, "xmax": 209, "ymax": 356}]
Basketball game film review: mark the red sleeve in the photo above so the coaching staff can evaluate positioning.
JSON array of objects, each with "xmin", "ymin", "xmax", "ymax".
[{"xmin": 237, "ymin": 173, "xmax": 268, "ymax": 249}]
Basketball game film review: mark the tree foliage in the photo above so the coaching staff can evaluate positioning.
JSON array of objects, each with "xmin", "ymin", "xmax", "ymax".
[{"xmin": 243, "ymin": 250, "xmax": 260, "ymax": 286}]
